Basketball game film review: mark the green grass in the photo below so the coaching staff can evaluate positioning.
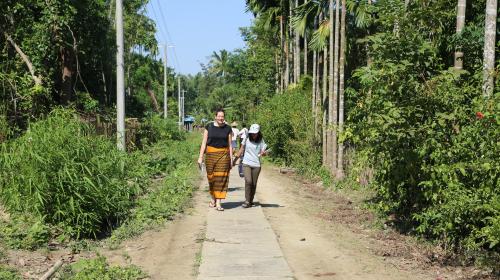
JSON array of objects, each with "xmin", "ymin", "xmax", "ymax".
[
  {"xmin": 108, "ymin": 134, "xmax": 200, "ymax": 248},
  {"xmin": 0, "ymin": 109, "xmax": 141, "ymax": 239},
  {"xmin": 0, "ymin": 265, "xmax": 21, "ymax": 280},
  {"xmin": 57, "ymin": 255, "xmax": 147, "ymax": 280},
  {"xmin": 0, "ymin": 109, "xmax": 199, "ymax": 251}
]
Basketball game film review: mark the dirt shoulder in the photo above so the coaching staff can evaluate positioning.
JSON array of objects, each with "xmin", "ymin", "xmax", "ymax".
[{"xmin": 256, "ymin": 165, "xmax": 495, "ymax": 280}]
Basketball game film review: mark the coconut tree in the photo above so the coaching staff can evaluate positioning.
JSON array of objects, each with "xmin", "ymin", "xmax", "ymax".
[
  {"xmin": 293, "ymin": 0, "xmax": 331, "ymax": 147},
  {"xmin": 246, "ymin": 0, "xmax": 287, "ymax": 91},
  {"xmin": 210, "ymin": 50, "xmax": 230, "ymax": 79}
]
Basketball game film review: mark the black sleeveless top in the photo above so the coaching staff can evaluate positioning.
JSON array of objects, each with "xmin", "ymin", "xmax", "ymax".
[{"xmin": 205, "ymin": 122, "xmax": 232, "ymax": 148}]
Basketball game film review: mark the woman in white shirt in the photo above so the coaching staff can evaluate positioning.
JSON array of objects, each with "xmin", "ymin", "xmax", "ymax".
[{"xmin": 234, "ymin": 124, "xmax": 268, "ymax": 208}]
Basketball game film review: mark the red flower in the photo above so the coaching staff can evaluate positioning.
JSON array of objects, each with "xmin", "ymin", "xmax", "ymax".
[{"xmin": 476, "ymin": 112, "xmax": 484, "ymax": 119}]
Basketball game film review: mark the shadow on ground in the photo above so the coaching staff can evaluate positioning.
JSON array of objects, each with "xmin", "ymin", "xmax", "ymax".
[{"xmin": 221, "ymin": 201, "xmax": 284, "ymax": 209}]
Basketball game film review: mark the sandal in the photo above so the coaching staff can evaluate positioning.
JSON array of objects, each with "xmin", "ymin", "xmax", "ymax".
[
  {"xmin": 215, "ymin": 206, "xmax": 224, "ymax": 211},
  {"xmin": 242, "ymin": 202, "xmax": 251, "ymax": 208},
  {"xmin": 209, "ymin": 201, "xmax": 216, "ymax": 208}
]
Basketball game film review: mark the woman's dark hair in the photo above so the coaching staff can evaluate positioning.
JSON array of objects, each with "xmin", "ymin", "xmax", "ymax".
[
  {"xmin": 215, "ymin": 108, "xmax": 225, "ymax": 115},
  {"xmin": 248, "ymin": 131, "xmax": 262, "ymax": 143}
]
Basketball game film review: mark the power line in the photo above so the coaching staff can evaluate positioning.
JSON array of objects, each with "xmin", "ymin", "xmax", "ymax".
[
  {"xmin": 147, "ymin": 2, "xmax": 168, "ymax": 59},
  {"xmin": 154, "ymin": 0, "xmax": 183, "ymax": 73}
]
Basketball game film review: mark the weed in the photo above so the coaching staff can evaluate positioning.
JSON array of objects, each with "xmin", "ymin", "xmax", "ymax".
[
  {"xmin": 0, "ymin": 265, "xmax": 21, "ymax": 280},
  {"xmin": 57, "ymin": 255, "xmax": 147, "ymax": 280}
]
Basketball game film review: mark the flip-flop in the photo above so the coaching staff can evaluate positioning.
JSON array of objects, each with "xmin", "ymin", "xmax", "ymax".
[
  {"xmin": 209, "ymin": 201, "xmax": 216, "ymax": 208},
  {"xmin": 215, "ymin": 206, "xmax": 224, "ymax": 211}
]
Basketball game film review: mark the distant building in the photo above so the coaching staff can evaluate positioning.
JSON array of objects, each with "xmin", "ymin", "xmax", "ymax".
[{"xmin": 184, "ymin": 115, "xmax": 195, "ymax": 131}]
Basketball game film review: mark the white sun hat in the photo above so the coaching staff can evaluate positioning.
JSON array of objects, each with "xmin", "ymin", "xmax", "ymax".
[{"xmin": 248, "ymin": 124, "xmax": 260, "ymax": 134}]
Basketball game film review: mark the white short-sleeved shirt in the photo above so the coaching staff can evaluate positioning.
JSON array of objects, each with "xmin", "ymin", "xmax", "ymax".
[
  {"xmin": 242, "ymin": 138, "xmax": 267, "ymax": 167},
  {"xmin": 231, "ymin": 128, "xmax": 239, "ymax": 141}
]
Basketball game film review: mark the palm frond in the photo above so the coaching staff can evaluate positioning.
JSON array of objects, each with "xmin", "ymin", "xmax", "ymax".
[
  {"xmin": 309, "ymin": 19, "xmax": 330, "ymax": 51},
  {"xmin": 346, "ymin": 0, "xmax": 372, "ymax": 28}
]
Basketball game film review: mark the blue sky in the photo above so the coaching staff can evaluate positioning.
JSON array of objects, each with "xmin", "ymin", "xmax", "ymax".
[{"xmin": 146, "ymin": 0, "xmax": 254, "ymax": 75}]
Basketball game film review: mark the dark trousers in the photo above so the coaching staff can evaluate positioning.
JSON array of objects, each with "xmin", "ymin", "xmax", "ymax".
[{"xmin": 243, "ymin": 164, "xmax": 261, "ymax": 204}]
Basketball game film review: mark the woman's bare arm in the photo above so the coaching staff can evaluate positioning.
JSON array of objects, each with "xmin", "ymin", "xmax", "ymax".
[
  {"xmin": 228, "ymin": 133, "xmax": 233, "ymax": 165},
  {"xmin": 198, "ymin": 129, "xmax": 208, "ymax": 164}
]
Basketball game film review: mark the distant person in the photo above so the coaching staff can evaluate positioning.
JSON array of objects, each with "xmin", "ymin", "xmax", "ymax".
[
  {"xmin": 236, "ymin": 123, "xmax": 248, "ymax": 177},
  {"xmin": 230, "ymin": 122, "xmax": 239, "ymax": 154},
  {"xmin": 198, "ymin": 109, "xmax": 233, "ymax": 211},
  {"xmin": 234, "ymin": 124, "xmax": 268, "ymax": 208}
]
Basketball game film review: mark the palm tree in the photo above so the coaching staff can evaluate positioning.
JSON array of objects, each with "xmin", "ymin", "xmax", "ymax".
[
  {"xmin": 210, "ymin": 50, "xmax": 230, "ymax": 78},
  {"xmin": 454, "ymin": 0, "xmax": 466, "ymax": 70},
  {"xmin": 294, "ymin": 0, "xmax": 301, "ymax": 83},
  {"xmin": 322, "ymin": 44, "xmax": 328, "ymax": 166},
  {"xmin": 336, "ymin": 0, "xmax": 346, "ymax": 179},
  {"xmin": 329, "ymin": 0, "xmax": 339, "ymax": 172},
  {"xmin": 482, "ymin": 0, "xmax": 497, "ymax": 97},
  {"xmin": 346, "ymin": 0, "xmax": 374, "ymax": 66},
  {"xmin": 246, "ymin": 0, "xmax": 285, "ymax": 92},
  {"xmin": 304, "ymin": 0, "xmax": 309, "ymax": 76}
]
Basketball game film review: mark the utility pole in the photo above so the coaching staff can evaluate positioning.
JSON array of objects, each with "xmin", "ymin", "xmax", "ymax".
[
  {"xmin": 116, "ymin": 0, "xmax": 125, "ymax": 151},
  {"xmin": 162, "ymin": 44, "xmax": 174, "ymax": 118},
  {"xmin": 178, "ymin": 76, "xmax": 181, "ymax": 128},
  {"xmin": 181, "ymin": 89, "xmax": 186, "ymax": 129},
  {"xmin": 163, "ymin": 44, "xmax": 168, "ymax": 119}
]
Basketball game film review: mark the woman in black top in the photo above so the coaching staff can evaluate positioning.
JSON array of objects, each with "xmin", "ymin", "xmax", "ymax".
[{"xmin": 198, "ymin": 109, "xmax": 233, "ymax": 211}]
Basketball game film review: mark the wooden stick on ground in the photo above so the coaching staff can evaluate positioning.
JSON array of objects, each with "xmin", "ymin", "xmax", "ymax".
[{"xmin": 39, "ymin": 259, "xmax": 63, "ymax": 280}]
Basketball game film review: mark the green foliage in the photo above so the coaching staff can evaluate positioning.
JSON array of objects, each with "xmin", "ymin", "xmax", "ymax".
[
  {"xmin": 0, "ymin": 265, "xmax": 21, "ymax": 280},
  {"xmin": 108, "ymin": 136, "xmax": 199, "ymax": 248},
  {"xmin": 0, "ymin": 214, "xmax": 50, "ymax": 250},
  {"xmin": 0, "ymin": 112, "xmax": 10, "ymax": 143},
  {"xmin": 0, "ymin": 109, "xmax": 140, "ymax": 238},
  {"xmin": 348, "ymin": 0, "xmax": 499, "ymax": 256},
  {"xmin": 137, "ymin": 114, "xmax": 186, "ymax": 147},
  {"xmin": 191, "ymin": 21, "xmax": 277, "ymax": 122},
  {"xmin": 255, "ymin": 78, "xmax": 321, "ymax": 174},
  {"xmin": 57, "ymin": 255, "xmax": 147, "ymax": 280},
  {"xmin": 1, "ymin": 0, "xmax": 163, "ymax": 130}
]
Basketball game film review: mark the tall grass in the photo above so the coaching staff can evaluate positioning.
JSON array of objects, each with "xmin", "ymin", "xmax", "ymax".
[
  {"xmin": 0, "ymin": 109, "xmax": 141, "ymax": 238},
  {"xmin": 108, "ymin": 136, "xmax": 199, "ymax": 247}
]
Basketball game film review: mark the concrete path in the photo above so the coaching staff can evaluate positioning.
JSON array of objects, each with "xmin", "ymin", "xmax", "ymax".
[{"xmin": 197, "ymin": 171, "xmax": 294, "ymax": 280}]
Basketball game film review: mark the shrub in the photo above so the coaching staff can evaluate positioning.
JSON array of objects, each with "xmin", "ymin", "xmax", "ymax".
[
  {"xmin": 108, "ymin": 137, "xmax": 198, "ymax": 247},
  {"xmin": 0, "ymin": 214, "xmax": 50, "ymax": 249},
  {"xmin": 57, "ymin": 255, "xmax": 147, "ymax": 280},
  {"xmin": 0, "ymin": 109, "xmax": 141, "ymax": 238},
  {"xmin": 137, "ymin": 114, "xmax": 185, "ymax": 147},
  {"xmin": 254, "ymin": 78, "xmax": 320, "ymax": 174},
  {"xmin": 0, "ymin": 265, "xmax": 21, "ymax": 280},
  {"xmin": 351, "ymin": 60, "xmax": 499, "ymax": 254}
]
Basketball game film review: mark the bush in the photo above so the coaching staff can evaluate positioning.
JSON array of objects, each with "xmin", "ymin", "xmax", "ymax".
[
  {"xmin": 351, "ymin": 59, "xmax": 499, "ymax": 254},
  {"xmin": 108, "ymin": 137, "xmax": 198, "ymax": 247},
  {"xmin": 57, "ymin": 255, "xmax": 147, "ymax": 280},
  {"xmin": 254, "ymin": 78, "xmax": 321, "ymax": 175},
  {"xmin": 0, "ymin": 214, "xmax": 50, "ymax": 249},
  {"xmin": 0, "ymin": 109, "xmax": 141, "ymax": 238},
  {"xmin": 137, "ymin": 114, "xmax": 185, "ymax": 147},
  {"xmin": 0, "ymin": 265, "xmax": 21, "ymax": 280}
]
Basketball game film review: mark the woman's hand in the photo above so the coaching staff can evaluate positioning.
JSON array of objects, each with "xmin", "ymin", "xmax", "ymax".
[{"xmin": 232, "ymin": 156, "xmax": 240, "ymax": 167}]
